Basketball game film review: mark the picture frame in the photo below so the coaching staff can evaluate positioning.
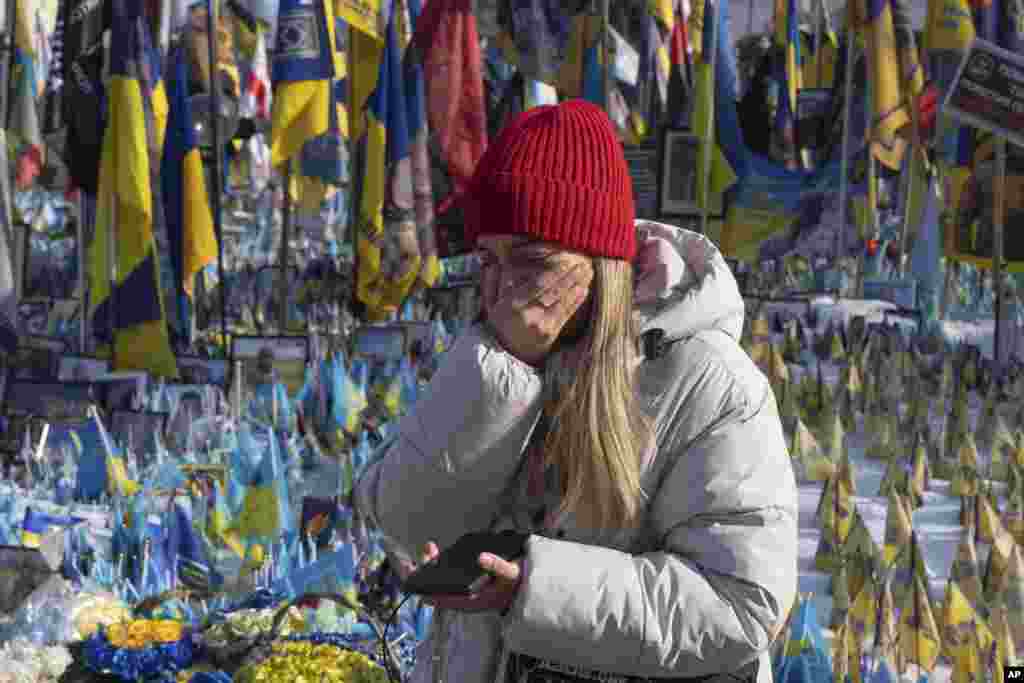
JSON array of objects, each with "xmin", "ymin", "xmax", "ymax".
[
  {"xmin": 58, "ymin": 355, "xmax": 112, "ymax": 382},
  {"xmin": 176, "ymin": 356, "xmax": 229, "ymax": 386},
  {"xmin": 352, "ymin": 324, "xmax": 409, "ymax": 362},
  {"xmin": 92, "ymin": 372, "xmax": 148, "ymax": 413},
  {"xmin": 659, "ymin": 128, "xmax": 702, "ymax": 217},
  {"xmin": 11, "ymin": 336, "xmax": 68, "ymax": 380},
  {"xmin": 2, "ymin": 379, "xmax": 95, "ymax": 420},
  {"xmin": 436, "ymin": 253, "xmax": 482, "ymax": 289},
  {"xmin": 109, "ymin": 410, "xmax": 169, "ymax": 458},
  {"xmin": 231, "ymin": 335, "xmax": 310, "ymax": 398}
]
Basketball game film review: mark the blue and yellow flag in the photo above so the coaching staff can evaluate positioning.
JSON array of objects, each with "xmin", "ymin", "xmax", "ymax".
[
  {"xmin": 693, "ymin": 0, "xmax": 737, "ymax": 219},
  {"xmin": 924, "ymin": 0, "xmax": 976, "ymax": 53},
  {"xmin": 10, "ymin": 0, "xmax": 40, "ymax": 191},
  {"xmin": 89, "ymin": 0, "xmax": 177, "ymax": 379},
  {"xmin": 162, "ymin": 46, "xmax": 217, "ymax": 301},
  {"xmin": 357, "ymin": 12, "xmax": 410, "ymax": 313},
  {"xmin": 849, "ymin": 0, "xmax": 923, "ymax": 170},
  {"xmin": 21, "ymin": 507, "xmax": 81, "ymax": 548},
  {"xmin": 270, "ymin": 0, "xmax": 339, "ymax": 168}
]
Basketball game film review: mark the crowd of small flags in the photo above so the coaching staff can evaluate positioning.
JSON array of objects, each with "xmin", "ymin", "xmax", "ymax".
[
  {"xmin": 744, "ymin": 302, "xmax": 1024, "ymax": 682},
  {"xmin": 0, "ymin": 311, "xmax": 456, "ymax": 678}
]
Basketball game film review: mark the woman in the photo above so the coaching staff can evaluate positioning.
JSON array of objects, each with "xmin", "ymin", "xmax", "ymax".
[{"xmin": 355, "ymin": 101, "xmax": 797, "ymax": 683}]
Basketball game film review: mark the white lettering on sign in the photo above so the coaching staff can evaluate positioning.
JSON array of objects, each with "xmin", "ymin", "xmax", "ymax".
[{"xmin": 962, "ymin": 78, "xmax": 1013, "ymax": 109}]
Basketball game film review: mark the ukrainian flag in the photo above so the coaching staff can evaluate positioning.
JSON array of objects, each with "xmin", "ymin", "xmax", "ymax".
[
  {"xmin": 162, "ymin": 45, "xmax": 217, "ymax": 302},
  {"xmin": 356, "ymin": 12, "xmax": 407, "ymax": 312},
  {"xmin": 167, "ymin": 501, "xmax": 222, "ymax": 593},
  {"xmin": 405, "ymin": 0, "xmax": 440, "ymax": 293},
  {"xmin": 88, "ymin": 0, "xmax": 177, "ymax": 379},
  {"xmin": 235, "ymin": 428, "xmax": 290, "ymax": 542},
  {"xmin": 21, "ymin": 507, "xmax": 81, "ymax": 548},
  {"xmin": 554, "ymin": 12, "xmax": 603, "ymax": 101},
  {"xmin": 270, "ymin": 0, "xmax": 339, "ymax": 168},
  {"xmin": 9, "ymin": 0, "xmax": 40, "ymax": 191},
  {"xmin": 924, "ymin": 0, "xmax": 975, "ymax": 53},
  {"xmin": 693, "ymin": 0, "xmax": 737, "ymax": 219},
  {"xmin": 207, "ymin": 479, "xmax": 245, "ymax": 557},
  {"xmin": 849, "ymin": 0, "xmax": 922, "ymax": 170},
  {"xmin": 772, "ymin": 0, "xmax": 802, "ymax": 169}
]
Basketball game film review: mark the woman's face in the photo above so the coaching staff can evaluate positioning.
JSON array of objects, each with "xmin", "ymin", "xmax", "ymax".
[{"xmin": 477, "ymin": 235, "xmax": 594, "ymax": 340}]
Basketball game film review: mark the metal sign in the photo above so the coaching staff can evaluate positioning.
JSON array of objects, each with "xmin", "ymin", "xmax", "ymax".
[{"xmin": 945, "ymin": 38, "xmax": 1024, "ymax": 149}]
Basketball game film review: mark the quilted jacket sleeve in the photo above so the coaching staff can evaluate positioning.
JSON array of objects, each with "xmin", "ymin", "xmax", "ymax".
[
  {"xmin": 353, "ymin": 325, "xmax": 545, "ymax": 561},
  {"xmin": 500, "ymin": 332, "xmax": 799, "ymax": 678}
]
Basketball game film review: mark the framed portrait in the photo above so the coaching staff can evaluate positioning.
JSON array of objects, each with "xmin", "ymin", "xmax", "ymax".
[
  {"xmin": 176, "ymin": 356, "xmax": 229, "ymax": 386},
  {"xmin": 399, "ymin": 321, "xmax": 434, "ymax": 357},
  {"xmin": 436, "ymin": 253, "xmax": 482, "ymax": 289},
  {"xmin": 22, "ymin": 227, "xmax": 77, "ymax": 301},
  {"xmin": 352, "ymin": 325, "xmax": 409, "ymax": 362},
  {"xmin": 58, "ymin": 355, "xmax": 111, "ymax": 382},
  {"xmin": 2, "ymin": 379, "xmax": 95, "ymax": 420},
  {"xmin": 17, "ymin": 300, "xmax": 50, "ymax": 336},
  {"xmin": 109, "ymin": 410, "xmax": 169, "ymax": 458},
  {"xmin": 91, "ymin": 372, "xmax": 148, "ymax": 413},
  {"xmin": 231, "ymin": 335, "xmax": 310, "ymax": 398},
  {"xmin": 11, "ymin": 336, "xmax": 68, "ymax": 380},
  {"xmin": 659, "ymin": 128, "xmax": 702, "ymax": 217}
]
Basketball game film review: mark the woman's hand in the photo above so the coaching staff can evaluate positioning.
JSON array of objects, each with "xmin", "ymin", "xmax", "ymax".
[
  {"xmin": 401, "ymin": 542, "xmax": 524, "ymax": 614},
  {"xmin": 484, "ymin": 255, "xmax": 593, "ymax": 368}
]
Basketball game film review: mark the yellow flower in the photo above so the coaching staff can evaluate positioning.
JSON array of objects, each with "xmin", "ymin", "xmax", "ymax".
[
  {"xmin": 105, "ymin": 623, "xmax": 129, "ymax": 648},
  {"xmin": 127, "ymin": 619, "xmax": 153, "ymax": 641},
  {"xmin": 122, "ymin": 635, "xmax": 149, "ymax": 650},
  {"xmin": 152, "ymin": 620, "xmax": 184, "ymax": 643}
]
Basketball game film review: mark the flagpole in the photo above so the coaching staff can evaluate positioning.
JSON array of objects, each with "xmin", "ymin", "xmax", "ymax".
[
  {"xmin": 600, "ymin": 0, "xmax": 611, "ymax": 109},
  {"xmin": 699, "ymin": 0, "xmax": 719, "ymax": 237},
  {"xmin": 278, "ymin": 162, "xmax": 292, "ymax": 332},
  {"xmin": 204, "ymin": 0, "xmax": 229, "ymax": 356},
  {"xmin": 109, "ymin": 191, "xmax": 118, "ymax": 370},
  {"xmin": 835, "ymin": 35, "xmax": 855, "ymax": 273},
  {"xmin": 896, "ymin": 57, "xmax": 924, "ymax": 279},
  {"xmin": 993, "ymin": 137, "xmax": 1007, "ymax": 376},
  {"xmin": 347, "ymin": 21, "xmax": 360, "ymax": 321},
  {"xmin": 78, "ymin": 193, "xmax": 87, "ymax": 353}
]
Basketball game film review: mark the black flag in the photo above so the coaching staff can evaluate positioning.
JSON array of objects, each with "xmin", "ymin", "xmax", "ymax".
[{"xmin": 58, "ymin": 0, "xmax": 110, "ymax": 195}]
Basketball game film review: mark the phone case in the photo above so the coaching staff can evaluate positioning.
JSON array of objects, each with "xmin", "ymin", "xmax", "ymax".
[{"xmin": 402, "ymin": 531, "xmax": 529, "ymax": 596}]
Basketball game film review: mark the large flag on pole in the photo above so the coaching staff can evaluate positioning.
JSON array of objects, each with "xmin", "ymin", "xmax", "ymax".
[
  {"xmin": 89, "ymin": 0, "xmax": 178, "ymax": 379},
  {"xmin": 270, "ymin": 0, "xmax": 339, "ymax": 168},
  {"xmin": 696, "ymin": 0, "xmax": 850, "ymax": 261},
  {"xmin": 161, "ymin": 45, "xmax": 217, "ymax": 301},
  {"xmin": 411, "ymin": 0, "xmax": 487, "ymax": 214},
  {"xmin": 9, "ymin": 0, "xmax": 42, "ymax": 191}
]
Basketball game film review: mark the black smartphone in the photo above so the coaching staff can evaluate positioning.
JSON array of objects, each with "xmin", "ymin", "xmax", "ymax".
[{"xmin": 402, "ymin": 531, "xmax": 529, "ymax": 596}]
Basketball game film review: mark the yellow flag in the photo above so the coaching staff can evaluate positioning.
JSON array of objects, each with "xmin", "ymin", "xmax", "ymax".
[
  {"xmin": 897, "ymin": 577, "xmax": 942, "ymax": 672},
  {"xmin": 941, "ymin": 580, "xmax": 992, "ymax": 663}
]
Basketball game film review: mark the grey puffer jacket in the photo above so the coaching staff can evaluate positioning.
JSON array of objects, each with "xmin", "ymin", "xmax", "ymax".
[{"xmin": 355, "ymin": 223, "xmax": 798, "ymax": 683}]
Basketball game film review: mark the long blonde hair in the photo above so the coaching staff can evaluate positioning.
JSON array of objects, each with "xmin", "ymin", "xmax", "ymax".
[{"xmin": 539, "ymin": 257, "xmax": 650, "ymax": 532}]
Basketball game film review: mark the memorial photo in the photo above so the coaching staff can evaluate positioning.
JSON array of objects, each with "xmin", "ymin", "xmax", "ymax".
[
  {"xmin": 176, "ymin": 357, "xmax": 229, "ymax": 386},
  {"xmin": 232, "ymin": 336, "xmax": 309, "ymax": 398},
  {"xmin": 659, "ymin": 129, "xmax": 701, "ymax": 216},
  {"xmin": 58, "ymin": 356, "xmax": 111, "ymax": 382}
]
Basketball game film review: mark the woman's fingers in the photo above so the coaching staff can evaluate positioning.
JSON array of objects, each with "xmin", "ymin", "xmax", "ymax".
[
  {"xmin": 396, "ymin": 558, "xmax": 417, "ymax": 581},
  {"xmin": 422, "ymin": 541, "xmax": 439, "ymax": 564}
]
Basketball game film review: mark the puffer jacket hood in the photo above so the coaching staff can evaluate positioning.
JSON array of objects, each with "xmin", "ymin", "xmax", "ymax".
[{"xmin": 632, "ymin": 221, "xmax": 745, "ymax": 344}]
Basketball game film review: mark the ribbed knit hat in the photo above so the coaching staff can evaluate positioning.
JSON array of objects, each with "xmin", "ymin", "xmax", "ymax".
[{"xmin": 464, "ymin": 100, "xmax": 636, "ymax": 261}]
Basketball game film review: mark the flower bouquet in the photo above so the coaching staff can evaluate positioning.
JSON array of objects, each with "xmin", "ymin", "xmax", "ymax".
[
  {"xmin": 233, "ymin": 592, "xmax": 401, "ymax": 682},
  {"xmin": 81, "ymin": 619, "xmax": 194, "ymax": 681},
  {"xmin": 0, "ymin": 640, "xmax": 73, "ymax": 683},
  {"xmin": 200, "ymin": 604, "xmax": 305, "ymax": 670}
]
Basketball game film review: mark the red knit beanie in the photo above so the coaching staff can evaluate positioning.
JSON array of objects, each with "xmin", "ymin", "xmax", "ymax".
[{"xmin": 463, "ymin": 100, "xmax": 636, "ymax": 262}]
